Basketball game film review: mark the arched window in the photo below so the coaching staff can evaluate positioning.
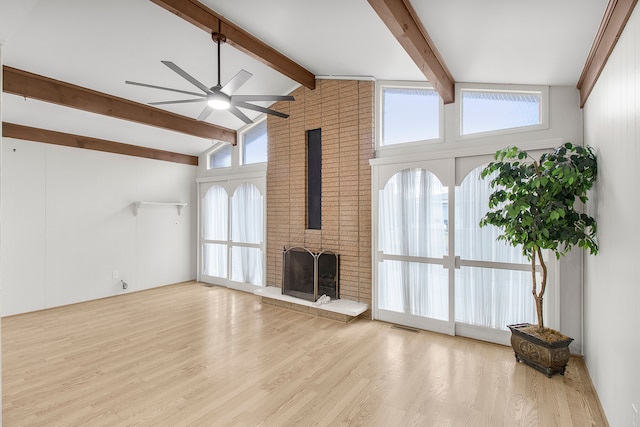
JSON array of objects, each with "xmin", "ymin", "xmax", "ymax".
[
  {"xmin": 454, "ymin": 165, "xmax": 536, "ymax": 329},
  {"xmin": 230, "ymin": 183, "xmax": 263, "ymax": 285},
  {"xmin": 201, "ymin": 181, "xmax": 264, "ymax": 289},
  {"xmin": 378, "ymin": 168, "xmax": 448, "ymax": 321}
]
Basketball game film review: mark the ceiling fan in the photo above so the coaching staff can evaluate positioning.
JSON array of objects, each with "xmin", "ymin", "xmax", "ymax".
[{"xmin": 125, "ymin": 30, "xmax": 294, "ymax": 125}]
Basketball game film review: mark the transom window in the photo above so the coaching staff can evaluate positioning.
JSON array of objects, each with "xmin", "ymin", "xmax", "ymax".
[
  {"xmin": 241, "ymin": 119, "xmax": 268, "ymax": 165},
  {"xmin": 207, "ymin": 144, "xmax": 232, "ymax": 169},
  {"xmin": 380, "ymin": 84, "xmax": 442, "ymax": 147},
  {"xmin": 459, "ymin": 86, "xmax": 547, "ymax": 136}
]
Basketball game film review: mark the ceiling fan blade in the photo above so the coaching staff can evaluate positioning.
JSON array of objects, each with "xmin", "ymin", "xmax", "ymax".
[
  {"xmin": 235, "ymin": 101, "xmax": 289, "ymax": 119},
  {"xmin": 125, "ymin": 80, "xmax": 204, "ymax": 97},
  {"xmin": 197, "ymin": 105, "xmax": 215, "ymax": 121},
  {"xmin": 228, "ymin": 105, "xmax": 253, "ymax": 124},
  {"xmin": 161, "ymin": 61, "xmax": 212, "ymax": 94},
  {"xmin": 232, "ymin": 95, "xmax": 295, "ymax": 102},
  {"xmin": 220, "ymin": 69, "xmax": 253, "ymax": 96},
  {"xmin": 149, "ymin": 98, "xmax": 206, "ymax": 106}
]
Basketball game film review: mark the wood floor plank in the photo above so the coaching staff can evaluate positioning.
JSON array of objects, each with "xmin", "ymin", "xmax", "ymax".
[{"xmin": 2, "ymin": 281, "xmax": 608, "ymax": 426}]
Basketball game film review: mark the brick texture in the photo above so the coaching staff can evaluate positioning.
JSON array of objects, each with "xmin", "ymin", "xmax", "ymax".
[{"xmin": 266, "ymin": 80, "xmax": 374, "ymax": 306}]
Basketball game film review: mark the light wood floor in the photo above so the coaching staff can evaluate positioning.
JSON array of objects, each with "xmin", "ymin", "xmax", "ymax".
[{"xmin": 2, "ymin": 282, "xmax": 607, "ymax": 426}]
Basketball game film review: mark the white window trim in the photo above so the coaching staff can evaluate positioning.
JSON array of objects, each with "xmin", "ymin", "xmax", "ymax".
[
  {"xmin": 455, "ymin": 83, "xmax": 549, "ymax": 140},
  {"xmin": 376, "ymin": 80, "xmax": 445, "ymax": 152}
]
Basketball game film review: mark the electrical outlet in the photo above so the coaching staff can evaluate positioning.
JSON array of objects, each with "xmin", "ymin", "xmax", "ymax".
[
  {"xmin": 112, "ymin": 270, "xmax": 119, "ymax": 279},
  {"xmin": 632, "ymin": 403, "xmax": 638, "ymax": 427}
]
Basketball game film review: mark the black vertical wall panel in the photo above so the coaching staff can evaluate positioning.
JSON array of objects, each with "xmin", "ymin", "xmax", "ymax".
[{"xmin": 307, "ymin": 128, "xmax": 322, "ymax": 230}]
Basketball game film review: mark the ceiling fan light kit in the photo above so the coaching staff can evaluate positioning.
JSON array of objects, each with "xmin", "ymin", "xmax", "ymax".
[
  {"xmin": 125, "ymin": 29, "xmax": 294, "ymax": 125},
  {"xmin": 207, "ymin": 91, "xmax": 231, "ymax": 110}
]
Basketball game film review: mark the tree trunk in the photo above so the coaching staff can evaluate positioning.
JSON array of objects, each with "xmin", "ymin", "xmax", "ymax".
[
  {"xmin": 535, "ymin": 294, "xmax": 544, "ymax": 331},
  {"xmin": 534, "ymin": 247, "xmax": 548, "ymax": 332}
]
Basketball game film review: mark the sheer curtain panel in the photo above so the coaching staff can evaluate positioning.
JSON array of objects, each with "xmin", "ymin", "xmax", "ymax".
[{"xmin": 378, "ymin": 168, "xmax": 448, "ymax": 321}]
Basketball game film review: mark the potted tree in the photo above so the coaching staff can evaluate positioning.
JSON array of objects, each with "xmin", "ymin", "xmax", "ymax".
[{"xmin": 479, "ymin": 142, "xmax": 598, "ymax": 377}]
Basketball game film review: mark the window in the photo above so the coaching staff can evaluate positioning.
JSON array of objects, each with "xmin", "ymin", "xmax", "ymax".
[
  {"xmin": 454, "ymin": 165, "xmax": 536, "ymax": 330},
  {"xmin": 201, "ymin": 180, "xmax": 264, "ymax": 289},
  {"xmin": 201, "ymin": 118, "xmax": 267, "ymax": 291},
  {"xmin": 459, "ymin": 86, "xmax": 547, "ymax": 136},
  {"xmin": 208, "ymin": 144, "xmax": 232, "ymax": 169},
  {"xmin": 373, "ymin": 157, "xmax": 554, "ymax": 344},
  {"xmin": 380, "ymin": 84, "xmax": 441, "ymax": 146},
  {"xmin": 241, "ymin": 119, "xmax": 267, "ymax": 165},
  {"xmin": 378, "ymin": 168, "xmax": 449, "ymax": 321}
]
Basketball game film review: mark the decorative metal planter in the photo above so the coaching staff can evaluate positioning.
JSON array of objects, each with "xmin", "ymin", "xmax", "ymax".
[{"xmin": 508, "ymin": 323, "xmax": 574, "ymax": 378}]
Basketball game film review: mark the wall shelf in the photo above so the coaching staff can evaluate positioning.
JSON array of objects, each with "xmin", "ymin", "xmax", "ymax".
[{"xmin": 133, "ymin": 202, "xmax": 187, "ymax": 216}]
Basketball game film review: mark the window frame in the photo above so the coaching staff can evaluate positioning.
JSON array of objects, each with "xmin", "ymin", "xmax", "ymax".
[
  {"xmin": 376, "ymin": 80, "xmax": 445, "ymax": 151},
  {"xmin": 456, "ymin": 83, "xmax": 549, "ymax": 140}
]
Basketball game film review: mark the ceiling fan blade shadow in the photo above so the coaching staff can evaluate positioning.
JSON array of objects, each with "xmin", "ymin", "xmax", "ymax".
[
  {"xmin": 197, "ymin": 105, "xmax": 215, "ymax": 121},
  {"xmin": 149, "ymin": 98, "xmax": 206, "ymax": 106},
  {"xmin": 220, "ymin": 70, "xmax": 253, "ymax": 96},
  {"xmin": 228, "ymin": 106, "xmax": 253, "ymax": 124},
  {"xmin": 125, "ymin": 80, "xmax": 204, "ymax": 97},
  {"xmin": 161, "ymin": 61, "xmax": 212, "ymax": 94},
  {"xmin": 235, "ymin": 101, "xmax": 289, "ymax": 118},
  {"xmin": 232, "ymin": 95, "xmax": 295, "ymax": 102}
]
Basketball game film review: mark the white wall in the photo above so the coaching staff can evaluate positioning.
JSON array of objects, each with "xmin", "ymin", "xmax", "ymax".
[
  {"xmin": 583, "ymin": 6, "xmax": 640, "ymax": 427},
  {"xmin": 1, "ymin": 138, "xmax": 197, "ymax": 316}
]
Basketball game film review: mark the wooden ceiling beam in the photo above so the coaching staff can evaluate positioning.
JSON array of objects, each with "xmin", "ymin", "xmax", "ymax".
[
  {"xmin": 149, "ymin": 0, "xmax": 316, "ymax": 90},
  {"xmin": 3, "ymin": 122, "xmax": 199, "ymax": 166},
  {"xmin": 2, "ymin": 66, "xmax": 236, "ymax": 144},
  {"xmin": 577, "ymin": 0, "xmax": 638, "ymax": 107},
  {"xmin": 368, "ymin": 0, "xmax": 455, "ymax": 104}
]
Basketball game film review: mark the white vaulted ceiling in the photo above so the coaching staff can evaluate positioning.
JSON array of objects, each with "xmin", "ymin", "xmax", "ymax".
[{"xmin": 1, "ymin": 0, "xmax": 608, "ymax": 156}]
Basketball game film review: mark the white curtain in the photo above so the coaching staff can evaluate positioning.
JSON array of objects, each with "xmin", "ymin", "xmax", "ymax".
[
  {"xmin": 204, "ymin": 185, "xmax": 228, "ymax": 241},
  {"xmin": 203, "ymin": 186, "xmax": 228, "ymax": 278},
  {"xmin": 378, "ymin": 168, "xmax": 448, "ymax": 320},
  {"xmin": 231, "ymin": 183, "xmax": 263, "ymax": 285},
  {"xmin": 454, "ymin": 166, "xmax": 536, "ymax": 329}
]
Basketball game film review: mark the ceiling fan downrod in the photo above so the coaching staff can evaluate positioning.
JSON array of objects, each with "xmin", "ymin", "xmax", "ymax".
[{"xmin": 211, "ymin": 23, "xmax": 227, "ymax": 89}]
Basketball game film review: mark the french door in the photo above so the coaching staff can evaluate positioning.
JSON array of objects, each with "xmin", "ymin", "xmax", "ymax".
[
  {"xmin": 373, "ymin": 154, "xmax": 550, "ymax": 345},
  {"xmin": 375, "ymin": 158, "xmax": 454, "ymax": 335},
  {"xmin": 198, "ymin": 177, "xmax": 266, "ymax": 293}
]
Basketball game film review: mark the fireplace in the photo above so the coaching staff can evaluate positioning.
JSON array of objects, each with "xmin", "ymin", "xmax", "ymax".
[{"xmin": 282, "ymin": 247, "xmax": 339, "ymax": 302}]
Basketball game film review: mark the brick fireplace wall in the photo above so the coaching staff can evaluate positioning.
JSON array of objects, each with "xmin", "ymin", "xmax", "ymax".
[{"xmin": 266, "ymin": 79, "xmax": 374, "ymax": 307}]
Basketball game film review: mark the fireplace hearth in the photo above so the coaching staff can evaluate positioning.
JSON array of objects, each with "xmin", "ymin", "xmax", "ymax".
[{"xmin": 282, "ymin": 247, "xmax": 339, "ymax": 302}]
